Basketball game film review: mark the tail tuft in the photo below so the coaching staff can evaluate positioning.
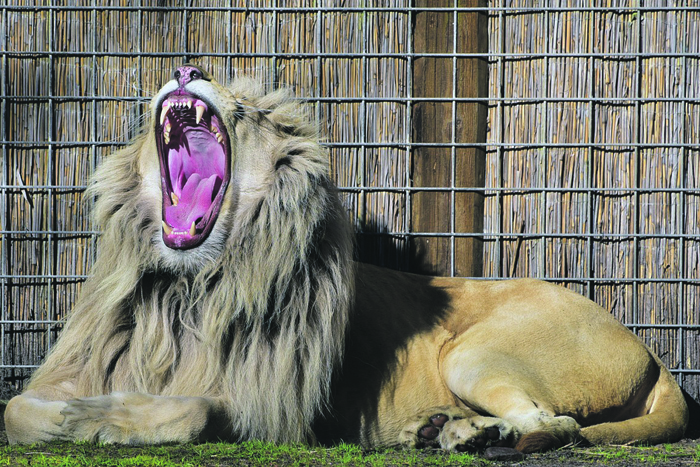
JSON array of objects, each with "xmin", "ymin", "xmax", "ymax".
[{"xmin": 515, "ymin": 431, "xmax": 562, "ymax": 453}]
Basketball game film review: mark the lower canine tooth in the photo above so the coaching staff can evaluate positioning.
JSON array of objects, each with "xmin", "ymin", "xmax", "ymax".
[
  {"xmin": 162, "ymin": 221, "xmax": 173, "ymax": 236},
  {"xmin": 189, "ymin": 222, "xmax": 196, "ymax": 237},
  {"xmin": 171, "ymin": 192, "xmax": 179, "ymax": 206}
]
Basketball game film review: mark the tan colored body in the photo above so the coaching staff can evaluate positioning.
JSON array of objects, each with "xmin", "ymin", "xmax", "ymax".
[
  {"xmin": 4, "ymin": 74, "xmax": 688, "ymax": 451},
  {"xmin": 335, "ymin": 265, "xmax": 687, "ymax": 449}
]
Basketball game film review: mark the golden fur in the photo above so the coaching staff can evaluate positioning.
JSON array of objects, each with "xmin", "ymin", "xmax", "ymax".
[{"xmin": 5, "ymin": 73, "xmax": 688, "ymax": 451}]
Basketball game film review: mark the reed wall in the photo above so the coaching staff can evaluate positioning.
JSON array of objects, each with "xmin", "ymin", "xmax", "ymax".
[{"xmin": 1, "ymin": 1, "xmax": 698, "ymax": 404}]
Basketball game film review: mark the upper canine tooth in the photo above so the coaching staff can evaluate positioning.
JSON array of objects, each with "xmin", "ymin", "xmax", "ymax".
[
  {"xmin": 171, "ymin": 192, "xmax": 179, "ymax": 206},
  {"xmin": 217, "ymin": 133, "xmax": 223, "ymax": 144},
  {"xmin": 160, "ymin": 104, "xmax": 170, "ymax": 125},
  {"xmin": 196, "ymin": 105, "xmax": 205, "ymax": 124}
]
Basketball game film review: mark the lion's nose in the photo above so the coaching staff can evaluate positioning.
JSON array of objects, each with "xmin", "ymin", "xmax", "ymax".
[{"xmin": 174, "ymin": 64, "xmax": 210, "ymax": 87}]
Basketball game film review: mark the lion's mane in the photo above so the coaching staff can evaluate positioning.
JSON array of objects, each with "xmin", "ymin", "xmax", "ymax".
[{"xmin": 28, "ymin": 78, "xmax": 355, "ymax": 443}]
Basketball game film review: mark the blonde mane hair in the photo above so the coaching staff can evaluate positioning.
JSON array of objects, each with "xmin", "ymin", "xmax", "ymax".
[{"xmin": 28, "ymin": 78, "xmax": 355, "ymax": 443}]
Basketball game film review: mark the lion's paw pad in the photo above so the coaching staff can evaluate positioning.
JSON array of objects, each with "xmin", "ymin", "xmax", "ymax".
[
  {"xmin": 400, "ymin": 406, "xmax": 471, "ymax": 448},
  {"xmin": 417, "ymin": 413, "xmax": 456, "ymax": 443}
]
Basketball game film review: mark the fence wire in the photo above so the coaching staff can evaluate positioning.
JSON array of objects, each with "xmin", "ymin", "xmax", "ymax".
[{"xmin": 1, "ymin": 1, "xmax": 699, "ymax": 405}]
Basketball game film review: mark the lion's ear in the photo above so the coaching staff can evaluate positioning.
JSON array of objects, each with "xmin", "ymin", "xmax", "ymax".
[{"xmin": 266, "ymin": 99, "xmax": 317, "ymax": 138}]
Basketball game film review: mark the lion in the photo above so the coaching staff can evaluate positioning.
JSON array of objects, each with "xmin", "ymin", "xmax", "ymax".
[{"xmin": 5, "ymin": 65, "xmax": 688, "ymax": 453}]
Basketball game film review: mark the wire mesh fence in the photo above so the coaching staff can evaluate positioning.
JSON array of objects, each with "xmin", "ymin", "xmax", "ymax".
[{"xmin": 1, "ymin": 1, "xmax": 699, "ymax": 405}]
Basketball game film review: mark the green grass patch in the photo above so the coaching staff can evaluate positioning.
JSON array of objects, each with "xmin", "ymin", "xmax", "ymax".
[
  {"xmin": 0, "ymin": 441, "xmax": 698, "ymax": 466},
  {"xmin": 0, "ymin": 441, "xmax": 484, "ymax": 467}
]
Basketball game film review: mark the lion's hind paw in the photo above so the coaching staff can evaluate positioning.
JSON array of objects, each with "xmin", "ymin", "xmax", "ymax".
[
  {"xmin": 400, "ymin": 407, "xmax": 521, "ymax": 452},
  {"xmin": 438, "ymin": 416, "xmax": 518, "ymax": 452},
  {"xmin": 399, "ymin": 406, "xmax": 471, "ymax": 449}
]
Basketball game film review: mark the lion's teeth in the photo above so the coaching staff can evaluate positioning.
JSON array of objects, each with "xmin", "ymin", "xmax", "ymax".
[
  {"xmin": 162, "ymin": 221, "xmax": 173, "ymax": 236},
  {"xmin": 187, "ymin": 100, "xmax": 192, "ymax": 109},
  {"xmin": 208, "ymin": 124, "xmax": 224, "ymax": 144},
  {"xmin": 163, "ymin": 122, "xmax": 171, "ymax": 144},
  {"xmin": 160, "ymin": 104, "xmax": 170, "ymax": 125},
  {"xmin": 189, "ymin": 222, "xmax": 196, "ymax": 237},
  {"xmin": 196, "ymin": 105, "xmax": 205, "ymax": 124},
  {"xmin": 171, "ymin": 192, "xmax": 179, "ymax": 206}
]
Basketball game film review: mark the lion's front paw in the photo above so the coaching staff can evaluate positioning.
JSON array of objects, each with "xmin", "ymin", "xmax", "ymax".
[
  {"xmin": 439, "ymin": 416, "xmax": 519, "ymax": 452},
  {"xmin": 60, "ymin": 393, "xmax": 139, "ymax": 443},
  {"xmin": 399, "ymin": 406, "xmax": 472, "ymax": 449}
]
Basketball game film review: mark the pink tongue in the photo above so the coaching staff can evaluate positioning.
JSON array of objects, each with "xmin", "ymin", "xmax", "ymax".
[
  {"xmin": 164, "ymin": 130, "xmax": 226, "ymax": 231},
  {"xmin": 165, "ymin": 173, "xmax": 219, "ymax": 229}
]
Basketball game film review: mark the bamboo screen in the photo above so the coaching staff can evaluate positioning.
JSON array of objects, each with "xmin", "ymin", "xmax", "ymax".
[{"xmin": 1, "ymin": 2, "xmax": 698, "ymax": 405}]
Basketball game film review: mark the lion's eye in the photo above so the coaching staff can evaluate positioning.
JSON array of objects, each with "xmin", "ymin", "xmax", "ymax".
[{"xmin": 191, "ymin": 70, "xmax": 202, "ymax": 80}]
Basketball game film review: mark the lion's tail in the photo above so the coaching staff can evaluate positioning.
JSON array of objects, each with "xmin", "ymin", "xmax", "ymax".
[{"xmin": 580, "ymin": 362, "xmax": 688, "ymax": 446}]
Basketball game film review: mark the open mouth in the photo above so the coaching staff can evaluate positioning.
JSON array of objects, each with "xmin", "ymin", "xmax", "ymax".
[{"xmin": 156, "ymin": 91, "xmax": 230, "ymax": 249}]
